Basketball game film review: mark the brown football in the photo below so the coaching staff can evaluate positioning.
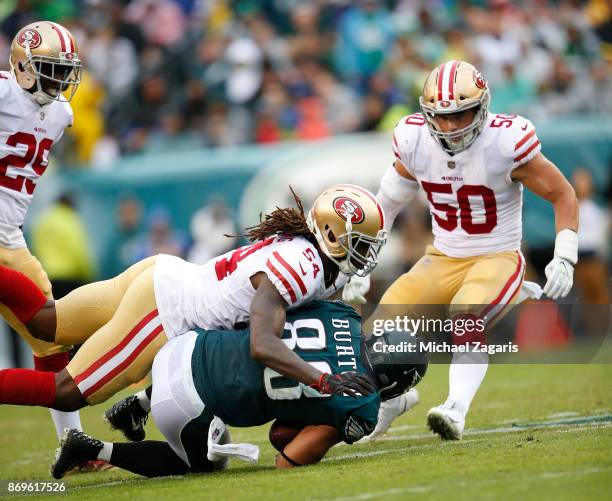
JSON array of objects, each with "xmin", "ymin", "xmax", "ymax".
[{"xmin": 268, "ymin": 420, "xmax": 304, "ymax": 452}]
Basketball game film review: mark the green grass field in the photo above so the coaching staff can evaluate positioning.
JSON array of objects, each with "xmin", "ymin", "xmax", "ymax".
[{"xmin": 1, "ymin": 362, "xmax": 611, "ymax": 500}]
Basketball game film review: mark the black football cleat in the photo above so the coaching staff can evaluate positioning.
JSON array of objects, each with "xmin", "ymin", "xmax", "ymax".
[
  {"xmin": 51, "ymin": 429, "xmax": 104, "ymax": 479},
  {"xmin": 103, "ymin": 395, "xmax": 149, "ymax": 442}
]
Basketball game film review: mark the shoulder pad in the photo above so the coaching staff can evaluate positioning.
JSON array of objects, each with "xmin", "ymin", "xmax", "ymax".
[
  {"xmin": 264, "ymin": 237, "xmax": 321, "ymax": 306},
  {"xmin": 497, "ymin": 115, "xmax": 541, "ymax": 167},
  {"xmin": 0, "ymin": 72, "xmax": 12, "ymax": 101},
  {"xmin": 393, "ymin": 114, "xmax": 426, "ymax": 169}
]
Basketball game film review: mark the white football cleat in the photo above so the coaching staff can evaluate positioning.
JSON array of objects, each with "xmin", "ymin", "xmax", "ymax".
[
  {"xmin": 426, "ymin": 401, "xmax": 465, "ymax": 440},
  {"xmin": 365, "ymin": 389, "xmax": 420, "ymax": 441}
]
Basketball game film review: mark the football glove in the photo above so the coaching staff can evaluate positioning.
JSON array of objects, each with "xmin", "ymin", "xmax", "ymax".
[
  {"xmin": 311, "ymin": 372, "xmax": 376, "ymax": 397},
  {"xmin": 543, "ymin": 229, "xmax": 578, "ymax": 300},
  {"xmin": 342, "ymin": 275, "xmax": 371, "ymax": 304},
  {"xmin": 543, "ymin": 257, "xmax": 574, "ymax": 300}
]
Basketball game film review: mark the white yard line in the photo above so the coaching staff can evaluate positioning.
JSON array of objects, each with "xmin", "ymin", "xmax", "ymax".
[
  {"xmin": 12, "ymin": 451, "xmax": 50, "ymax": 466},
  {"xmin": 383, "ymin": 424, "xmax": 420, "ymax": 433},
  {"xmin": 547, "ymin": 411, "xmax": 581, "ymax": 419},
  {"xmin": 497, "ymin": 417, "xmax": 525, "ymax": 424},
  {"xmin": 375, "ymin": 417, "xmax": 612, "ymax": 442},
  {"xmin": 35, "ymin": 412, "xmax": 612, "ymax": 494},
  {"xmin": 316, "ymin": 466, "xmax": 612, "ymax": 501},
  {"xmin": 329, "ymin": 438, "xmax": 489, "ymax": 462},
  {"xmin": 72, "ymin": 476, "xmax": 183, "ymax": 491}
]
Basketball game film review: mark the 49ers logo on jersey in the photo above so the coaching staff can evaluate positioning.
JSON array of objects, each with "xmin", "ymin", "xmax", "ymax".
[
  {"xmin": 333, "ymin": 197, "xmax": 365, "ymax": 224},
  {"xmin": 17, "ymin": 29, "xmax": 42, "ymax": 49}
]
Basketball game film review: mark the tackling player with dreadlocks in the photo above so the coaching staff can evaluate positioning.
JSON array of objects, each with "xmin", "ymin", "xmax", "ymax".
[{"xmin": 0, "ymin": 185, "xmax": 387, "ymax": 433}]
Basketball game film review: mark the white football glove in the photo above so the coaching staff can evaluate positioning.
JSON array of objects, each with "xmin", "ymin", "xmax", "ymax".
[
  {"xmin": 543, "ymin": 258, "xmax": 574, "ymax": 300},
  {"xmin": 342, "ymin": 274, "xmax": 371, "ymax": 304},
  {"xmin": 543, "ymin": 229, "xmax": 578, "ymax": 300}
]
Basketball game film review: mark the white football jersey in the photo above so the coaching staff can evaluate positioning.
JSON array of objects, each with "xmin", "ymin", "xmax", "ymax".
[
  {"xmin": 154, "ymin": 235, "xmax": 346, "ymax": 338},
  {"xmin": 0, "ymin": 71, "xmax": 73, "ymax": 248},
  {"xmin": 393, "ymin": 112, "xmax": 541, "ymax": 257}
]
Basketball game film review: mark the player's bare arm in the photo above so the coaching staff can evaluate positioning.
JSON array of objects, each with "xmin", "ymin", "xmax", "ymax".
[
  {"xmin": 250, "ymin": 272, "xmax": 322, "ymax": 386},
  {"xmin": 511, "ymin": 153, "xmax": 579, "ymax": 232},
  {"xmin": 250, "ymin": 272, "xmax": 376, "ymax": 396},
  {"xmin": 512, "ymin": 152, "xmax": 579, "ymax": 300},
  {"xmin": 275, "ymin": 424, "xmax": 340, "ymax": 469}
]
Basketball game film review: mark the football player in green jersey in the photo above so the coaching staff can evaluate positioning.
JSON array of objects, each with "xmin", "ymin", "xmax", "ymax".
[{"xmin": 51, "ymin": 301, "xmax": 427, "ymax": 478}]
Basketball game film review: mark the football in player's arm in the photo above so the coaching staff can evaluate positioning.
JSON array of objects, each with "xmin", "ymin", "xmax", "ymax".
[{"xmin": 49, "ymin": 301, "xmax": 428, "ymax": 478}]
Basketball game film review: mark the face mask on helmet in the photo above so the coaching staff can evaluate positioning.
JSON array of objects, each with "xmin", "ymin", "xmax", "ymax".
[
  {"xmin": 337, "ymin": 223, "xmax": 387, "ymax": 277},
  {"xmin": 34, "ymin": 61, "xmax": 74, "ymax": 93},
  {"xmin": 420, "ymin": 96, "xmax": 490, "ymax": 154},
  {"xmin": 362, "ymin": 331, "xmax": 429, "ymax": 401},
  {"xmin": 10, "ymin": 22, "xmax": 83, "ymax": 106},
  {"xmin": 307, "ymin": 210, "xmax": 387, "ymax": 277},
  {"xmin": 24, "ymin": 56, "xmax": 81, "ymax": 104},
  {"xmin": 419, "ymin": 60, "xmax": 491, "ymax": 155}
]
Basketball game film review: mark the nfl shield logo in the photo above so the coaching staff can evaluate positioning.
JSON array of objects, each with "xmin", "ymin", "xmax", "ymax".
[{"xmin": 447, "ymin": 161, "xmax": 456, "ymax": 169}]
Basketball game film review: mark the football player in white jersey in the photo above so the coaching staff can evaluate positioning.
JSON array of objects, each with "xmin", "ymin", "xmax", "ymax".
[
  {"xmin": 0, "ymin": 186, "xmax": 387, "ymax": 426},
  {"xmin": 0, "ymin": 21, "xmax": 90, "ymax": 450},
  {"xmin": 343, "ymin": 61, "xmax": 579, "ymax": 440}
]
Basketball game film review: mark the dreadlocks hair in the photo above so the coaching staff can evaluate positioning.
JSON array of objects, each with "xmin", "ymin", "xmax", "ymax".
[{"xmin": 239, "ymin": 187, "xmax": 316, "ymax": 244}]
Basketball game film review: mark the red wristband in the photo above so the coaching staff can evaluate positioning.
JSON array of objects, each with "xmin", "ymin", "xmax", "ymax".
[{"xmin": 310, "ymin": 373, "xmax": 330, "ymax": 394}]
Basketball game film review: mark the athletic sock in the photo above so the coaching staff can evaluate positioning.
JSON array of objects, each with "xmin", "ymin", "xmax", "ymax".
[
  {"xmin": 136, "ymin": 387, "xmax": 152, "ymax": 413},
  {"xmin": 49, "ymin": 409, "xmax": 83, "ymax": 439},
  {"xmin": 0, "ymin": 265, "xmax": 47, "ymax": 323},
  {"xmin": 110, "ymin": 441, "xmax": 191, "ymax": 477},
  {"xmin": 0, "ymin": 368, "xmax": 55, "ymax": 407},
  {"xmin": 446, "ymin": 349, "xmax": 488, "ymax": 415},
  {"xmin": 97, "ymin": 442, "xmax": 113, "ymax": 462},
  {"xmin": 34, "ymin": 353, "xmax": 83, "ymax": 438}
]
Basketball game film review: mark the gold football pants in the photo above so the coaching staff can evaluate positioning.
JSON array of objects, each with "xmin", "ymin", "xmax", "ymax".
[
  {"xmin": 55, "ymin": 256, "xmax": 168, "ymax": 404},
  {"xmin": 380, "ymin": 245, "xmax": 525, "ymax": 327}
]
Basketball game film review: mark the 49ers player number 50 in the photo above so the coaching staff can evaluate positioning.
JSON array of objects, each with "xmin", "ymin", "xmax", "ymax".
[{"xmin": 345, "ymin": 60, "xmax": 578, "ymax": 443}]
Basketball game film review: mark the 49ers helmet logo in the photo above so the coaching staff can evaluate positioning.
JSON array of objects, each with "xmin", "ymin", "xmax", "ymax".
[
  {"xmin": 474, "ymin": 71, "xmax": 486, "ymax": 89},
  {"xmin": 17, "ymin": 29, "xmax": 42, "ymax": 49},
  {"xmin": 333, "ymin": 197, "xmax": 365, "ymax": 224}
]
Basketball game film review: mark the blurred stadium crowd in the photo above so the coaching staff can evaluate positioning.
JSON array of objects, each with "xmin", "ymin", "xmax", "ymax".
[
  {"xmin": 0, "ymin": 1, "xmax": 610, "ymax": 365},
  {"xmin": 0, "ymin": 0, "xmax": 611, "ymax": 167}
]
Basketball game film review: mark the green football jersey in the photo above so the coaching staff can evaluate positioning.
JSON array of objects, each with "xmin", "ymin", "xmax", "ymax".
[{"xmin": 191, "ymin": 300, "xmax": 380, "ymax": 444}]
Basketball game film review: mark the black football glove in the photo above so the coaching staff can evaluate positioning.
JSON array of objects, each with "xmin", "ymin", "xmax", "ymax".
[{"xmin": 311, "ymin": 372, "xmax": 376, "ymax": 397}]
